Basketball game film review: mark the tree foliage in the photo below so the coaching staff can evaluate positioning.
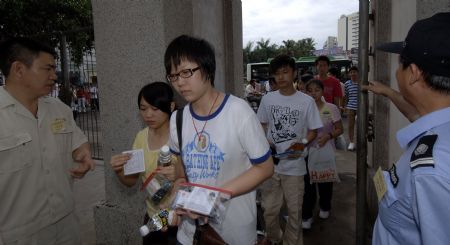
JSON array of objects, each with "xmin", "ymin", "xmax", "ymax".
[
  {"xmin": 0, "ymin": 0, "xmax": 94, "ymax": 64},
  {"xmin": 243, "ymin": 37, "xmax": 316, "ymax": 64}
]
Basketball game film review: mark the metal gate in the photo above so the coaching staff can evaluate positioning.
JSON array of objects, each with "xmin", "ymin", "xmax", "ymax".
[{"xmin": 54, "ymin": 50, "xmax": 103, "ymax": 160}]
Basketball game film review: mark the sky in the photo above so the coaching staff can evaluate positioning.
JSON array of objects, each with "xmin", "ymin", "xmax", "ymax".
[{"xmin": 242, "ymin": 0, "xmax": 359, "ymax": 49}]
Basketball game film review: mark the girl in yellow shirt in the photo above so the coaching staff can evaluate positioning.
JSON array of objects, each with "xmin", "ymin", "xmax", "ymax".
[{"xmin": 109, "ymin": 82, "xmax": 178, "ymax": 244}]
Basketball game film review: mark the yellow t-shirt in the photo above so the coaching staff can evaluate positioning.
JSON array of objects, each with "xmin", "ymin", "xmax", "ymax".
[{"xmin": 132, "ymin": 127, "xmax": 176, "ymax": 216}]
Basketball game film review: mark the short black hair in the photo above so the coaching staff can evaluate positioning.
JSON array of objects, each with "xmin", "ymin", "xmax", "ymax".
[
  {"xmin": 269, "ymin": 54, "xmax": 296, "ymax": 74},
  {"xmin": 305, "ymin": 79, "xmax": 324, "ymax": 91},
  {"xmin": 400, "ymin": 55, "xmax": 450, "ymax": 93},
  {"xmin": 137, "ymin": 82, "xmax": 174, "ymax": 116},
  {"xmin": 0, "ymin": 37, "xmax": 56, "ymax": 77},
  {"xmin": 349, "ymin": 66, "xmax": 359, "ymax": 72},
  {"xmin": 164, "ymin": 35, "xmax": 216, "ymax": 86},
  {"xmin": 300, "ymin": 73, "xmax": 314, "ymax": 83},
  {"xmin": 328, "ymin": 67, "xmax": 341, "ymax": 78},
  {"xmin": 315, "ymin": 55, "xmax": 330, "ymax": 66}
]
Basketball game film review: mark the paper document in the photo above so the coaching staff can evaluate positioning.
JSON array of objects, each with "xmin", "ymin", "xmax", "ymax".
[
  {"xmin": 373, "ymin": 167, "xmax": 387, "ymax": 202},
  {"xmin": 123, "ymin": 149, "xmax": 145, "ymax": 175}
]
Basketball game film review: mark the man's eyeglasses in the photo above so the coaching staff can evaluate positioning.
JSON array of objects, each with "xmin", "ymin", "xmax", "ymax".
[{"xmin": 166, "ymin": 67, "xmax": 201, "ymax": 83}]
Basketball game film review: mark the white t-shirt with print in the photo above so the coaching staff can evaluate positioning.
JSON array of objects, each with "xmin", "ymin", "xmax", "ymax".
[
  {"xmin": 257, "ymin": 90, "xmax": 323, "ymax": 176},
  {"xmin": 169, "ymin": 94, "xmax": 271, "ymax": 245}
]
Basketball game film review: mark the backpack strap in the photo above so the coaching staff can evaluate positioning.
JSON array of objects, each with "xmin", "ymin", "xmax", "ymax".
[{"xmin": 176, "ymin": 108, "xmax": 189, "ymax": 182}]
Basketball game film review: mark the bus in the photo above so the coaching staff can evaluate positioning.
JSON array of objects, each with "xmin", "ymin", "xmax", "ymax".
[{"xmin": 245, "ymin": 55, "xmax": 353, "ymax": 82}]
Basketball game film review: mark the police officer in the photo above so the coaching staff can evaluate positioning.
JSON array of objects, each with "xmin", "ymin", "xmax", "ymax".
[
  {"xmin": 366, "ymin": 12, "xmax": 450, "ymax": 244},
  {"xmin": 0, "ymin": 38, "xmax": 95, "ymax": 244}
]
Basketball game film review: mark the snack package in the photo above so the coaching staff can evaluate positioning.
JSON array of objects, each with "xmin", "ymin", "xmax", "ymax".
[{"xmin": 172, "ymin": 183, "xmax": 231, "ymax": 226}]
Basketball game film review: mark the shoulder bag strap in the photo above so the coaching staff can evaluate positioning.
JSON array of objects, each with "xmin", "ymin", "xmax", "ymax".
[{"xmin": 176, "ymin": 108, "xmax": 189, "ymax": 182}]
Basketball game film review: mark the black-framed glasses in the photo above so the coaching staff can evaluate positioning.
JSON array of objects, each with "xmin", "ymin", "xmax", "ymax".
[{"xmin": 166, "ymin": 67, "xmax": 201, "ymax": 83}]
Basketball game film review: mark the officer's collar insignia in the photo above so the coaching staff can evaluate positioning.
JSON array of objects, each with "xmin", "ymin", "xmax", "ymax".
[
  {"xmin": 389, "ymin": 164, "xmax": 399, "ymax": 187},
  {"xmin": 410, "ymin": 134, "xmax": 438, "ymax": 169}
]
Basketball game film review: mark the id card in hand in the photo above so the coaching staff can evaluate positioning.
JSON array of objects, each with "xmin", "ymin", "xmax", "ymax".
[{"xmin": 123, "ymin": 149, "xmax": 145, "ymax": 175}]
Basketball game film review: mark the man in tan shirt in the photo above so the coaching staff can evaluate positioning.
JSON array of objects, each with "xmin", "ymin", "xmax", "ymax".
[{"xmin": 0, "ymin": 37, "xmax": 95, "ymax": 244}]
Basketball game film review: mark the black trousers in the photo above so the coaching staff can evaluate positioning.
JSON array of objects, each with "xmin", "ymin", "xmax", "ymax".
[
  {"xmin": 142, "ymin": 213, "xmax": 178, "ymax": 245},
  {"xmin": 302, "ymin": 158, "xmax": 333, "ymax": 220}
]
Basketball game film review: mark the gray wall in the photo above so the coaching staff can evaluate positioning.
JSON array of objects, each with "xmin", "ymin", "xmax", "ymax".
[{"xmin": 91, "ymin": 0, "xmax": 243, "ymax": 243}]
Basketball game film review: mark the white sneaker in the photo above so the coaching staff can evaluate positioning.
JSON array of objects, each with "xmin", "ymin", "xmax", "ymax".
[
  {"xmin": 319, "ymin": 210, "xmax": 330, "ymax": 219},
  {"xmin": 302, "ymin": 218, "xmax": 313, "ymax": 229},
  {"xmin": 347, "ymin": 142, "xmax": 355, "ymax": 151}
]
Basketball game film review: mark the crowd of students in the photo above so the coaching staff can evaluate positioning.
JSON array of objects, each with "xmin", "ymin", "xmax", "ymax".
[
  {"xmin": 107, "ymin": 42, "xmax": 358, "ymax": 245},
  {"xmin": 4, "ymin": 13, "xmax": 449, "ymax": 245},
  {"xmin": 0, "ymin": 35, "xmax": 355, "ymax": 245}
]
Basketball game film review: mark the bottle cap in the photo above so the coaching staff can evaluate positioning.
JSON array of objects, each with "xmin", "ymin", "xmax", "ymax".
[
  {"xmin": 139, "ymin": 225, "xmax": 150, "ymax": 237},
  {"xmin": 301, "ymin": 138, "xmax": 308, "ymax": 145},
  {"xmin": 161, "ymin": 145, "xmax": 170, "ymax": 154}
]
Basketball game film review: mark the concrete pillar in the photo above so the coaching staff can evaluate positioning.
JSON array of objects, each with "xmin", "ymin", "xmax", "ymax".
[
  {"xmin": 91, "ymin": 1, "xmax": 242, "ymax": 244},
  {"xmin": 371, "ymin": 0, "xmax": 391, "ymax": 171}
]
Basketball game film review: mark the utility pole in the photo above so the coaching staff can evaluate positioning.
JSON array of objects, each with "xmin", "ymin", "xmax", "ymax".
[{"xmin": 356, "ymin": 0, "xmax": 369, "ymax": 244}]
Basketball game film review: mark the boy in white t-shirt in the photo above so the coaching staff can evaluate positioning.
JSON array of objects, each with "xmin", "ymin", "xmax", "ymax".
[
  {"xmin": 165, "ymin": 35, "xmax": 274, "ymax": 245},
  {"xmin": 257, "ymin": 55, "xmax": 323, "ymax": 245}
]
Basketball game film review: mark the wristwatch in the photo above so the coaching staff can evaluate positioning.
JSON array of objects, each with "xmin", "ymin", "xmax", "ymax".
[{"xmin": 301, "ymin": 138, "xmax": 309, "ymax": 145}]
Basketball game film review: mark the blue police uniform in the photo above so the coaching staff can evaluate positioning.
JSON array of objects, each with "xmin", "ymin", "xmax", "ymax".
[{"xmin": 373, "ymin": 107, "xmax": 450, "ymax": 245}]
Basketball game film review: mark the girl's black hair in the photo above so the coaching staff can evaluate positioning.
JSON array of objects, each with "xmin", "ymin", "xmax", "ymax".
[
  {"xmin": 164, "ymin": 35, "xmax": 216, "ymax": 86},
  {"xmin": 137, "ymin": 82, "xmax": 174, "ymax": 115},
  {"xmin": 305, "ymin": 79, "xmax": 324, "ymax": 91}
]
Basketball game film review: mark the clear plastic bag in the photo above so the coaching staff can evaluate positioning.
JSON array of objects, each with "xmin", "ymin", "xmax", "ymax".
[
  {"xmin": 172, "ymin": 183, "xmax": 231, "ymax": 226},
  {"xmin": 140, "ymin": 145, "xmax": 175, "ymax": 205},
  {"xmin": 141, "ymin": 171, "xmax": 173, "ymax": 205}
]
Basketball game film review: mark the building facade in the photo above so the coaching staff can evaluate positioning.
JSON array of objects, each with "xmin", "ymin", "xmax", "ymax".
[
  {"xmin": 337, "ymin": 12, "xmax": 359, "ymax": 51},
  {"xmin": 323, "ymin": 36, "xmax": 338, "ymax": 49}
]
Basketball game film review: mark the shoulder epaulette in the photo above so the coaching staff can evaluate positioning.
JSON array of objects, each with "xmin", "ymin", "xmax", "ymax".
[{"xmin": 410, "ymin": 134, "xmax": 438, "ymax": 169}]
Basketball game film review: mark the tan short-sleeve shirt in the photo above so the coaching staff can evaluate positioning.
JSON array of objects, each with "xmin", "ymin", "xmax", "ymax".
[{"xmin": 0, "ymin": 87, "xmax": 87, "ymax": 243}]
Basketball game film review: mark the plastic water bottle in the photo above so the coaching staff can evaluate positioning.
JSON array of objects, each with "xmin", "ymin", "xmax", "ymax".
[
  {"xmin": 158, "ymin": 145, "xmax": 172, "ymax": 167},
  {"xmin": 151, "ymin": 145, "xmax": 173, "ymax": 205},
  {"xmin": 139, "ymin": 209, "xmax": 174, "ymax": 236}
]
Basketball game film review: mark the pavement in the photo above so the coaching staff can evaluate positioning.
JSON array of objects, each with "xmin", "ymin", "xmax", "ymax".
[
  {"xmin": 73, "ymin": 148, "xmax": 357, "ymax": 245},
  {"xmin": 303, "ymin": 149, "xmax": 357, "ymax": 245},
  {"xmin": 74, "ymin": 160, "xmax": 105, "ymax": 245}
]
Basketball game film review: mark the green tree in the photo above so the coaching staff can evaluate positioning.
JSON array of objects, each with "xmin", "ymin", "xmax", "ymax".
[
  {"xmin": 252, "ymin": 38, "xmax": 278, "ymax": 62},
  {"xmin": 295, "ymin": 38, "xmax": 316, "ymax": 57},
  {"xmin": 243, "ymin": 41, "xmax": 254, "ymax": 65},
  {"xmin": 244, "ymin": 37, "xmax": 316, "ymax": 64},
  {"xmin": 280, "ymin": 39, "xmax": 297, "ymax": 57},
  {"xmin": 0, "ymin": 0, "xmax": 94, "ymax": 65}
]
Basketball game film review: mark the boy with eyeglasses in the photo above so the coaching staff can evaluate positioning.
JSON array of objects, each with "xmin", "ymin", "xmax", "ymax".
[{"xmin": 165, "ymin": 35, "xmax": 274, "ymax": 245}]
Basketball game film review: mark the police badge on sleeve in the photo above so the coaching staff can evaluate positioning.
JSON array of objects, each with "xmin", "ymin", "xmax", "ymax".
[{"xmin": 410, "ymin": 134, "xmax": 438, "ymax": 169}]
